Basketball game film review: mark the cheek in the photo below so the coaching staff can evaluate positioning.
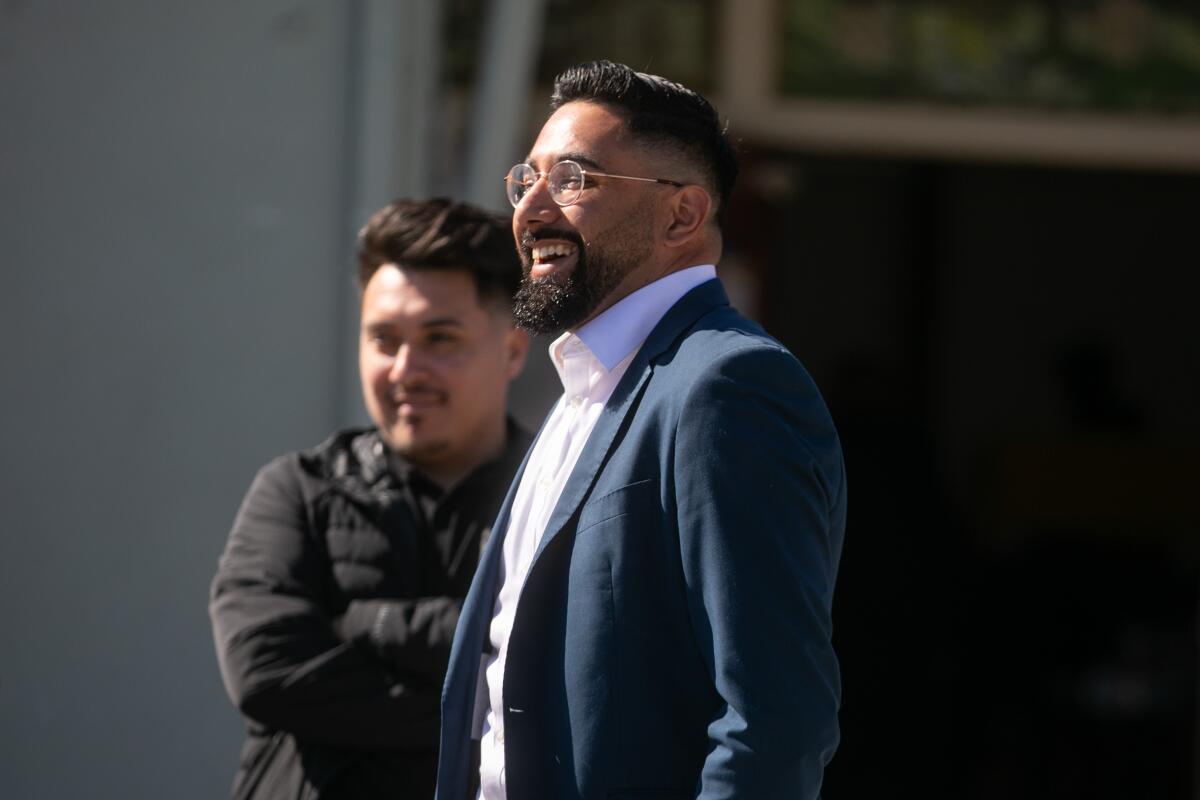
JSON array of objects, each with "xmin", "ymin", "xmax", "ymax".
[
  {"xmin": 360, "ymin": 358, "xmax": 391, "ymax": 402},
  {"xmin": 445, "ymin": 355, "xmax": 500, "ymax": 397},
  {"xmin": 563, "ymin": 204, "xmax": 592, "ymax": 230}
]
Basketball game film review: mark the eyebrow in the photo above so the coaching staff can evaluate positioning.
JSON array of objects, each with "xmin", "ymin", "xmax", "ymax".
[
  {"xmin": 422, "ymin": 317, "xmax": 465, "ymax": 328},
  {"xmin": 363, "ymin": 317, "xmax": 465, "ymax": 332},
  {"xmin": 525, "ymin": 152, "xmax": 605, "ymax": 172}
]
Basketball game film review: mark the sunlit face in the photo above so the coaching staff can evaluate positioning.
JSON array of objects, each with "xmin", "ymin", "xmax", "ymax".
[
  {"xmin": 511, "ymin": 101, "xmax": 667, "ymax": 334},
  {"xmin": 359, "ymin": 265, "xmax": 527, "ymax": 482}
]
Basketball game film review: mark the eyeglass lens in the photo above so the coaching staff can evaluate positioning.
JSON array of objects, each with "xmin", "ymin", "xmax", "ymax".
[{"xmin": 506, "ymin": 161, "xmax": 585, "ymax": 208}]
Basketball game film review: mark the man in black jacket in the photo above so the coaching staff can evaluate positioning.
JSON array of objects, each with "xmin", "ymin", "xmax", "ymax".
[{"xmin": 210, "ymin": 198, "xmax": 531, "ymax": 799}]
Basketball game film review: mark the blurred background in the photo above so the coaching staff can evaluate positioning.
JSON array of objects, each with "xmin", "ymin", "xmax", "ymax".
[{"xmin": 2, "ymin": 1, "xmax": 1198, "ymax": 797}]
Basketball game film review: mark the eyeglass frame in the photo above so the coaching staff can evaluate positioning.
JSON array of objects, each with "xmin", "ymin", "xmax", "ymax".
[{"xmin": 504, "ymin": 159, "xmax": 685, "ymax": 208}]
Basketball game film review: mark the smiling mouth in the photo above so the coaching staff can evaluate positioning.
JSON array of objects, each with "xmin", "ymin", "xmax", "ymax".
[
  {"xmin": 392, "ymin": 390, "xmax": 446, "ymax": 414},
  {"xmin": 530, "ymin": 242, "xmax": 579, "ymax": 278}
]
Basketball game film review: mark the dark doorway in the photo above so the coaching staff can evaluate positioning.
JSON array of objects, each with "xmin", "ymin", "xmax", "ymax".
[{"xmin": 725, "ymin": 153, "xmax": 1200, "ymax": 798}]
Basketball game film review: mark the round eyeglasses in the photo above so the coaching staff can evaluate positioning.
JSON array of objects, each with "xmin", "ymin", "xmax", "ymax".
[{"xmin": 504, "ymin": 159, "xmax": 684, "ymax": 208}]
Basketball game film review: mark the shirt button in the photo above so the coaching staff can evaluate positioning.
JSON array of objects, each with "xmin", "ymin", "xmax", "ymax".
[
  {"xmin": 496, "ymin": 728, "xmax": 504, "ymax": 744},
  {"xmin": 569, "ymin": 395, "xmax": 582, "ymax": 408}
]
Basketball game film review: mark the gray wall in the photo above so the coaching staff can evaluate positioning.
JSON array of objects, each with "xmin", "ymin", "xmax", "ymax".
[{"xmin": 1, "ymin": 3, "xmax": 358, "ymax": 797}]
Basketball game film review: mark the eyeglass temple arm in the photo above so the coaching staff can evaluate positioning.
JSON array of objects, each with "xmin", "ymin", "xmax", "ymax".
[
  {"xmin": 502, "ymin": 170, "xmax": 684, "ymax": 187},
  {"xmin": 587, "ymin": 170, "xmax": 684, "ymax": 187}
]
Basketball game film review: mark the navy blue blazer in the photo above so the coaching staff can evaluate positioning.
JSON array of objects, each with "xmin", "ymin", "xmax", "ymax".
[{"xmin": 435, "ymin": 279, "xmax": 846, "ymax": 800}]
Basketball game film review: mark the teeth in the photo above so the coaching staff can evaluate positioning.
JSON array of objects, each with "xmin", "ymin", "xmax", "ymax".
[{"xmin": 532, "ymin": 243, "xmax": 576, "ymax": 262}]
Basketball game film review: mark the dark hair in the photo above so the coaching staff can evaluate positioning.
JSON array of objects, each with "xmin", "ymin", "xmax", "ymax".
[
  {"xmin": 356, "ymin": 198, "xmax": 521, "ymax": 305},
  {"xmin": 550, "ymin": 60, "xmax": 738, "ymax": 225}
]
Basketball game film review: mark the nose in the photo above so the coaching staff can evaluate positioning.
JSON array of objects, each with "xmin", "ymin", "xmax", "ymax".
[
  {"xmin": 387, "ymin": 342, "xmax": 425, "ymax": 383},
  {"xmin": 513, "ymin": 172, "xmax": 561, "ymax": 232}
]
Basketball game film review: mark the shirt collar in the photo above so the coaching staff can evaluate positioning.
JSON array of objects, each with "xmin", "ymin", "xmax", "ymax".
[
  {"xmin": 548, "ymin": 333, "xmax": 598, "ymax": 399},
  {"xmin": 552, "ymin": 264, "xmax": 717, "ymax": 375}
]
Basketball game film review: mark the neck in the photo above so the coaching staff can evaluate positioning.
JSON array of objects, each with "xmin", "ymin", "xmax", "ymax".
[
  {"xmin": 419, "ymin": 416, "xmax": 508, "ymax": 490},
  {"xmin": 570, "ymin": 235, "xmax": 721, "ymax": 332}
]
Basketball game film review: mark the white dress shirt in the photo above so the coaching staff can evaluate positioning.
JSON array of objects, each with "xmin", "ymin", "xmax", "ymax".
[{"xmin": 476, "ymin": 264, "xmax": 717, "ymax": 799}]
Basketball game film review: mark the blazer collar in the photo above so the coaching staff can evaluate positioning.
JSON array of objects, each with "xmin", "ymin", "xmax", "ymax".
[{"xmin": 531, "ymin": 277, "xmax": 730, "ymax": 562}]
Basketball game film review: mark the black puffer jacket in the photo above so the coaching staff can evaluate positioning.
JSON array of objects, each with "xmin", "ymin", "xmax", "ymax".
[{"xmin": 210, "ymin": 425, "xmax": 530, "ymax": 799}]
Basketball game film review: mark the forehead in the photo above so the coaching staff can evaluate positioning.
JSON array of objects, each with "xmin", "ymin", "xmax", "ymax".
[
  {"xmin": 527, "ymin": 101, "xmax": 633, "ymax": 168},
  {"xmin": 360, "ymin": 264, "xmax": 483, "ymax": 321}
]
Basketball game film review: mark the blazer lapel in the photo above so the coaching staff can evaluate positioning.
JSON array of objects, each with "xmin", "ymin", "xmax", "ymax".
[
  {"xmin": 440, "ymin": 424, "xmax": 537, "ymax": 710},
  {"xmin": 455, "ymin": 401, "xmax": 548, "ymax": 635},
  {"xmin": 531, "ymin": 278, "xmax": 730, "ymax": 563}
]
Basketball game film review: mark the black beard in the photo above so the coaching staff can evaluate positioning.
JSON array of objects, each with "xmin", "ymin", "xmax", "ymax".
[
  {"xmin": 513, "ymin": 274, "xmax": 592, "ymax": 335},
  {"xmin": 512, "ymin": 231, "xmax": 620, "ymax": 335}
]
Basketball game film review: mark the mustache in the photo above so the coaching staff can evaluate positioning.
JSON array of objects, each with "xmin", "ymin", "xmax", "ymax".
[
  {"xmin": 390, "ymin": 386, "xmax": 446, "ymax": 402},
  {"xmin": 519, "ymin": 229, "xmax": 586, "ymax": 251}
]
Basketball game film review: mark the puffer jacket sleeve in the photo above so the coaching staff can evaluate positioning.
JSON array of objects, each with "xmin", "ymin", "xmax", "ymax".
[
  {"xmin": 334, "ymin": 595, "xmax": 461, "ymax": 687},
  {"xmin": 209, "ymin": 455, "xmax": 441, "ymax": 750}
]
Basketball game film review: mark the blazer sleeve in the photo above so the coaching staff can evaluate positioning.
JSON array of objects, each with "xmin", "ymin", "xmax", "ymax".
[
  {"xmin": 209, "ymin": 455, "xmax": 441, "ymax": 750},
  {"xmin": 673, "ymin": 344, "xmax": 846, "ymax": 800}
]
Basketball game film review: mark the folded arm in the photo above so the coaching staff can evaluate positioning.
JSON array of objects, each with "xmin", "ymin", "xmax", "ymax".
[{"xmin": 210, "ymin": 456, "xmax": 456, "ymax": 750}]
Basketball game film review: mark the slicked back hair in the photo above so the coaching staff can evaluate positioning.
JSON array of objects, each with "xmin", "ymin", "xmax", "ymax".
[
  {"xmin": 356, "ymin": 198, "xmax": 521, "ymax": 308},
  {"xmin": 549, "ymin": 60, "xmax": 738, "ymax": 226}
]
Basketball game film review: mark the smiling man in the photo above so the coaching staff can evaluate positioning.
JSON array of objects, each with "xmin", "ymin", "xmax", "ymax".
[
  {"xmin": 435, "ymin": 62, "xmax": 847, "ymax": 800},
  {"xmin": 210, "ymin": 199, "xmax": 531, "ymax": 800}
]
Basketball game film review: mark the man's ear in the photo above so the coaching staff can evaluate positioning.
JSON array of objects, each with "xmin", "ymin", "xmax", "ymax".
[
  {"xmin": 503, "ymin": 325, "xmax": 530, "ymax": 381},
  {"xmin": 663, "ymin": 185, "xmax": 712, "ymax": 248}
]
